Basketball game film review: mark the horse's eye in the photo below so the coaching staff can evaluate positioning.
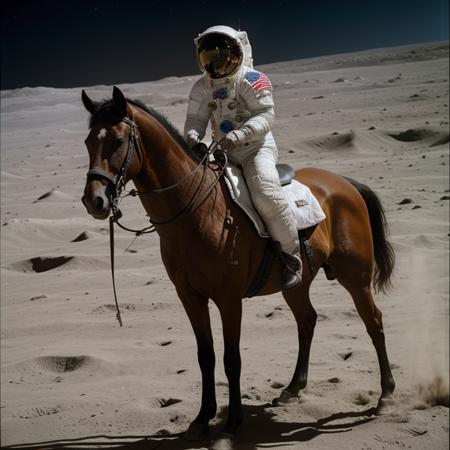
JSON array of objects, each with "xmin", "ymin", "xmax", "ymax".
[{"xmin": 116, "ymin": 137, "xmax": 125, "ymax": 147}]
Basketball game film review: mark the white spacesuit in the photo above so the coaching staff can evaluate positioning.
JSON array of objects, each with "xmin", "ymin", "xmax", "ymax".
[{"xmin": 184, "ymin": 25, "xmax": 301, "ymax": 289}]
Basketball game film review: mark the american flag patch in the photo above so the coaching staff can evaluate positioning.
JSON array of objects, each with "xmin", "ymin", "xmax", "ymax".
[{"xmin": 244, "ymin": 71, "xmax": 272, "ymax": 91}]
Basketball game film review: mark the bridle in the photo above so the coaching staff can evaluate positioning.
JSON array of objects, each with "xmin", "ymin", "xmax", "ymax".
[
  {"xmin": 84, "ymin": 115, "xmax": 226, "ymax": 326},
  {"xmin": 85, "ymin": 117, "xmax": 147, "ymax": 231},
  {"xmin": 85, "ymin": 116, "xmax": 225, "ymax": 234}
]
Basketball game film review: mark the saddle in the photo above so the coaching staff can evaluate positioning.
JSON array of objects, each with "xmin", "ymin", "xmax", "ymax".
[
  {"xmin": 223, "ymin": 161, "xmax": 326, "ymax": 237},
  {"xmin": 276, "ymin": 163, "xmax": 295, "ymax": 186}
]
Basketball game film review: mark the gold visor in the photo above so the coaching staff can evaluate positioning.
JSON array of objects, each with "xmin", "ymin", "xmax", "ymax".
[{"xmin": 198, "ymin": 48, "xmax": 241, "ymax": 78}]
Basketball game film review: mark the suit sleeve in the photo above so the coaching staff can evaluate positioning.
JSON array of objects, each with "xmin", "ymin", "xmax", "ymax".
[
  {"xmin": 183, "ymin": 78, "xmax": 211, "ymax": 140},
  {"xmin": 238, "ymin": 72, "xmax": 275, "ymax": 142}
]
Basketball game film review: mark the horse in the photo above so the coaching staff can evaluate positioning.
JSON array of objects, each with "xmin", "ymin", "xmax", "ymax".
[{"xmin": 81, "ymin": 86, "xmax": 396, "ymax": 439}]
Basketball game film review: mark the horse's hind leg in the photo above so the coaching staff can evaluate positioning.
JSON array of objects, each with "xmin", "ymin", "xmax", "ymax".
[
  {"xmin": 277, "ymin": 283, "xmax": 317, "ymax": 404},
  {"xmin": 344, "ymin": 282, "xmax": 396, "ymax": 414}
]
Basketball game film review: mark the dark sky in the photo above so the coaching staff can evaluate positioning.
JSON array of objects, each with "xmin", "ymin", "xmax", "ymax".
[{"xmin": 1, "ymin": 0, "xmax": 448, "ymax": 90}]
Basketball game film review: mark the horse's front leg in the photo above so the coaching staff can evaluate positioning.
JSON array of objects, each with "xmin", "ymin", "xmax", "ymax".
[
  {"xmin": 179, "ymin": 292, "xmax": 217, "ymax": 440},
  {"xmin": 217, "ymin": 297, "xmax": 243, "ymax": 435}
]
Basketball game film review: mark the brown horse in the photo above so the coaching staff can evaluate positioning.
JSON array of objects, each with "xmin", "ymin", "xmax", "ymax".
[{"xmin": 81, "ymin": 86, "xmax": 396, "ymax": 439}]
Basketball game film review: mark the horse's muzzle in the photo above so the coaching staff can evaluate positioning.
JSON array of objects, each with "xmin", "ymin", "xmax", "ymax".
[{"xmin": 82, "ymin": 185, "xmax": 111, "ymax": 220}]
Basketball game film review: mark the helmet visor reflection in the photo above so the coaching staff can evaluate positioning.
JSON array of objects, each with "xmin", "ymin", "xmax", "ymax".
[
  {"xmin": 198, "ymin": 48, "xmax": 240, "ymax": 78},
  {"xmin": 197, "ymin": 34, "xmax": 241, "ymax": 78}
]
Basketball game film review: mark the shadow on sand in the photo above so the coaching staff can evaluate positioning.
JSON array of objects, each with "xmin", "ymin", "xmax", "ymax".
[{"xmin": 2, "ymin": 403, "xmax": 377, "ymax": 450}]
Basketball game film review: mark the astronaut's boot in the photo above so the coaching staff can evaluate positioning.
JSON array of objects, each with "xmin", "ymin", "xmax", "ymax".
[
  {"xmin": 273, "ymin": 242, "xmax": 302, "ymax": 290},
  {"xmin": 281, "ymin": 252, "xmax": 302, "ymax": 290}
]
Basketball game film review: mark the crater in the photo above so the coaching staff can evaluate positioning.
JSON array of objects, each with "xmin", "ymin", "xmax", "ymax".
[
  {"xmin": 34, "ymin": 356, "xmax": 89, "ymax": 373},
  {"xmin": 8, "ymin": 255, "xmax": 109, "ymax": 273},
  {"xmin": 389, "ymin": 128, "xmax": 438, "ymax": 142},
  {"xmin": 30, "ymin": 256, "xmax": 73, "ymax": 272}
]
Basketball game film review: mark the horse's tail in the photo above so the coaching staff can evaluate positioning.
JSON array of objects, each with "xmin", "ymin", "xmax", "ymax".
[{"xmin": 344, "ymin": 177, "xmax": 395, "ymax": 293}]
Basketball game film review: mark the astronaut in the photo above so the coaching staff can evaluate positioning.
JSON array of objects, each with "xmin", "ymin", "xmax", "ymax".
[{"xmin": 184, "ymin": 25, "xmax": 301, "ymax": 290}]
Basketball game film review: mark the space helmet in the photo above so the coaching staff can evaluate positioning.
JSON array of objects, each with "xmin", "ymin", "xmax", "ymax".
[{"xmin": 195, "ymin": 25, "xmax": 253, "ymax": 79}]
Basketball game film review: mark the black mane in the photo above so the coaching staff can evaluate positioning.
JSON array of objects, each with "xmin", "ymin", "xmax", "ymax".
[{"xmin": 88, "ymin": 97, "xmax": 198, "ymax": 161}]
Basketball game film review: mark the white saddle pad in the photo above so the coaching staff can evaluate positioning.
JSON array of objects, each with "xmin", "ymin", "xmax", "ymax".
[{"xmin": 224, "ymin": 162, "xmax": 326, "ymax": 238}]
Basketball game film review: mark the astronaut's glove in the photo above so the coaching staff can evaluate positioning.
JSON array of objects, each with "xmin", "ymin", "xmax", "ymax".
[
  {"xmin": 185, "ymin": 130, "xmax": 200, "ymax": 149},
  {"xmin": 221, "ymin": 129, "xmax": 248, "ymax": 151}
]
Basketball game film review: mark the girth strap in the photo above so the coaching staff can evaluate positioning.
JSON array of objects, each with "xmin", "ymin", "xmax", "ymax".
[{"xmin": 299, "ymin": 229, "xmax": 314, "ymax": 274}]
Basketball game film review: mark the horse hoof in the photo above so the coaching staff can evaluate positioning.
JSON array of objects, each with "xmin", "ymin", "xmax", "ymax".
[
  {"xmin": 376, "ymin": 396, "xmax": 397, "ymax": 415},
  {"xmin": 184, "ymin": 422, "xmax": 209, "ymax": 441},
  {"xmin": 276, "ymin": 389, "xmax": 299, "ymax": 405},
  {"xmin": 211, "ymin": 434, "xmax": 234, "ymax": 450}
]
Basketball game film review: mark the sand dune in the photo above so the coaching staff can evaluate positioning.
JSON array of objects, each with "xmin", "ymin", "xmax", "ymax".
[{"xmin": 1, "ymin": 41, "xmax": 448, "ymax": 449}]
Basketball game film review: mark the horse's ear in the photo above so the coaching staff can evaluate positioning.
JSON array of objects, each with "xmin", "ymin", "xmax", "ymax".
[
  {"xmin": 112, "ymin": 86, "xmax": 127, "ymax": 117},
  {"xmin": 81, "ymin": 89, "xmax": 97, "ymax": 114}
]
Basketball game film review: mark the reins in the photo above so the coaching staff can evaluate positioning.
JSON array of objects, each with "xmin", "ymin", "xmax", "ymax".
[{"xmin": 86, "ymin": 115, "xmax": 226, "ymax": 326}]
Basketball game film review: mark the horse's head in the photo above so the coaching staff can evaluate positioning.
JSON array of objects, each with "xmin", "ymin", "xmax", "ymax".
[{"xmin": 81, "ymin": 87, "xmax": 142, "ymax": 220}]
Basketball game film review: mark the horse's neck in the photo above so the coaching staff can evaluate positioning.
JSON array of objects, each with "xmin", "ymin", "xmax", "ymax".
[
  {"xmin": 132, "ymin": 111, "xmax": 212, "ymax": 236},
  {"xmin": 136, "ymin": 123, "xmax": 195, "ymax": 191}
]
